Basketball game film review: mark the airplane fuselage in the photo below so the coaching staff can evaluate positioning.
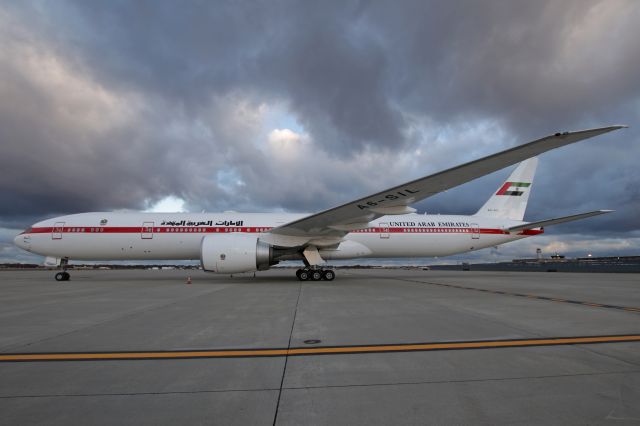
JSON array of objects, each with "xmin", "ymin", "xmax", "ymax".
[{"xmin": 15, "ymin": 212, "xmax": 540, "ymax": 262}]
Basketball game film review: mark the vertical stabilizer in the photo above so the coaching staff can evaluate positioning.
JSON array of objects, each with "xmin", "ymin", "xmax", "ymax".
[{"xmin": 475, "ymin": 157, "xmax": 538, "ymax": 220}]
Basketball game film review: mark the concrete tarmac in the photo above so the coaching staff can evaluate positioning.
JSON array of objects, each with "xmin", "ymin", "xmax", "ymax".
[{"xmin": 0, "ymin": 269, "xmax": 639, "ymax": 425}]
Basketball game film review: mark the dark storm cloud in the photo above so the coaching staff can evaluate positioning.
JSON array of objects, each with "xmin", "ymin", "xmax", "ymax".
[
  {"xmin": 0, "ymin": 0, "xmax": 638, "ymax": 246},
  {"xmin": 47, "ymin": 0, "xmax": 406, "ymax": 153},
  {"xmin": 369, "ymin": 2, "xmax": 640, "ymax": 131},
  {"xmin": 58, "ymin": 1, "xmax": 640, "ymax": 139}
]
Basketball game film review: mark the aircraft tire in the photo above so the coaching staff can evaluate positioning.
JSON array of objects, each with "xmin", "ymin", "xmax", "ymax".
[
  {"xmin": 298, "ymin": 270, "xmax": 310, "ymax": 281},
  {"xmin": 310, "ymin": 270, "xmax": 323, "ymax": 281},
  {"xmin": 322, "ymin": 270, "xmax": 335, "ymax": 281},
  {"xmin": 55, "ymin": 272, "xmax": 66, "ymax": 282}
]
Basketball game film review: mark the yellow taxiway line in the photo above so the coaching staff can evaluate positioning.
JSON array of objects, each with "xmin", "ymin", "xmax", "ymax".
[{"xmin": 1, "ymin": 334, "xmax": 639, "ymax": 362}]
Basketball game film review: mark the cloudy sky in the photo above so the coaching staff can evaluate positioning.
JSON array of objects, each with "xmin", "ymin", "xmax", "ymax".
[{"xmin": 1, "ymin": 0, "xmax": 639, "ymax": 264}]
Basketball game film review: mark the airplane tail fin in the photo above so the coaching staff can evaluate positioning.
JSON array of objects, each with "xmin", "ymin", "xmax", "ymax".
[{"xmin": 475, "ymin": 157, "xmax": 538, "ymax": 221}]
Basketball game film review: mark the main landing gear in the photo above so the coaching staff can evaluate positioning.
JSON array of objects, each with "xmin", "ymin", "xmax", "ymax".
[
  {"xmin": 297, "ymin": 245, "xmax": 334, "ymax": 281},
  {"xmin": 296, "ymin": 268, "xmax": 335, "ymax": 281}
]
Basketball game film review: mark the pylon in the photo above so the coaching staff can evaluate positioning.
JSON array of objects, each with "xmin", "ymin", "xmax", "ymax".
[{"xmin": 186, "ymin": 276, "xmax": 192, "ymax": 285}]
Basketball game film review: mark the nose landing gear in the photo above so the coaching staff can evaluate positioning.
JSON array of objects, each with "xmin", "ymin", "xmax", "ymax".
[
  {"xmin": 54, "ymin": 258, "xmax": 70, "ymax": 281},
  {"xmin": 296, "ymin": 268, "xmax": 335, "ymax": 281},
  {"xmin": 55, "ymin": 271, "xmax": 70, "ymax": 281}
]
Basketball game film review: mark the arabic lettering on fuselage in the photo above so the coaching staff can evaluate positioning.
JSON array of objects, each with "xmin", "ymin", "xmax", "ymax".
[
  {"xmin": 215, "ymin": 220, "xmax": 244, "ymax": 226},
  {"xmin": 160, "ymin": 220, "xmax": 244, "ymax": 227}
]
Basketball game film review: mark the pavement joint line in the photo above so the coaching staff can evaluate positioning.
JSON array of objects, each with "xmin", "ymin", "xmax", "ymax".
[
  {"xmin": 571, "ymin": 341, "xmax": 640, "ymax": 369},
  {"xmin": 0, "ymin": 388, "xmax": 281, "ymax": 399},
  {"xmin": 281, "ymin": 369, "xmax": 640, "ymax": 391},
  {"xmin": 1, "ymin": 334, "xmax": 639, "ymax": 362},
  {"xmin": 2, "ymin": 369, "xmax": 640, "ymax": 400},
  {"xmin": 398, "ymin": 278, "xmax": 640, "ymax": 314},
  {"xmin": 272, "ymin": 280, "xmax": 302, "ymax": 426}
]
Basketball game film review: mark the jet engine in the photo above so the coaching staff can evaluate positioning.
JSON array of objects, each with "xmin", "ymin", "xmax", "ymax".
[{"xmin": 200, "ymin": 234, "xmax": 276, "ymax": 273}]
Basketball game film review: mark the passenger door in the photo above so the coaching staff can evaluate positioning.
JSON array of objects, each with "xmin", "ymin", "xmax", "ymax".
[
  {"xmin": 471, "ymin": 223, "xmax": 480, "ymax": 239},
  {"xmin": 379, "ymin": 222, "xmax": 390, "ymax": 239},
  {"xmin": 52, "ymin": 222, "xmax": 65, "ymax": 240},
  {"xmin": 141, "ymin": 222, "xmax": 154, "ymax": 239}
]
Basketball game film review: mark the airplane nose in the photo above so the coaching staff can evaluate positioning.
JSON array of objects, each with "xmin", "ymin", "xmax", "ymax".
[{"xmin": 14, "ymin": 230, "xmax": 31, "ymax": 250}]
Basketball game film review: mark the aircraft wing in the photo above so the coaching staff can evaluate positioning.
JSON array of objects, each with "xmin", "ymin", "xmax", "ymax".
[
  {"xmin": 270, "ymin": 125, "xmax": 626, "ymax": 238},
  {"xmin": 507, "ymin": 210, "xmax": 614, "ymax": 233}
]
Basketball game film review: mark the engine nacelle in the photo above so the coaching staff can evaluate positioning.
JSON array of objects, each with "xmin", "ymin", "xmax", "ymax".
[{"xmin": 200, "ymin": 234, "xmax": 274, "ymax": 274}]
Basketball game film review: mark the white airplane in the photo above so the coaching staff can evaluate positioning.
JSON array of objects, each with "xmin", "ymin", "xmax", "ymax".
[{"xmin": 14, "ymin": 125, "xmax": 626, "ymax": 281}]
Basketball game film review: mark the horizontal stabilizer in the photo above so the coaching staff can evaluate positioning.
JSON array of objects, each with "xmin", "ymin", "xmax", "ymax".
[{"xmin": 508, "ymin": 210, "xmax": 613, "ymax": 233}]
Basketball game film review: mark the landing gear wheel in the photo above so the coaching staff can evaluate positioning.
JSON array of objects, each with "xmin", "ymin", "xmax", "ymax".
[
  {"xmin": 55, "ymin": 272, "xmax": 70, "ymax": 282},
  {"xmin": 322, "ymin": 270, "xmax": 335, "ymax": 281},
  {"xmin": 298, "ymin": 270, "xmax": 310, "ymax": 281},
  {"xmin": 296, "ymin": 269, "xmax": 303, "ymax": 279},
  {"xmin": 310, "ymin": 270, "xmax": 323, "ymax": 281}
]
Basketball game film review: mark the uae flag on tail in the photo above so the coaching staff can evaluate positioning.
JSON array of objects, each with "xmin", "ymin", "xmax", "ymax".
[{"xmin": 496, "ymin": 181, "xmax": 531, "ymax": 196}]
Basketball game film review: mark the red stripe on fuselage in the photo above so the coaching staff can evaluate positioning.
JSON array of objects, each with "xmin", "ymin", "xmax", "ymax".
[{"xmin": 28, "ymin": 227, "xmax": 272, "ymax": 234}]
